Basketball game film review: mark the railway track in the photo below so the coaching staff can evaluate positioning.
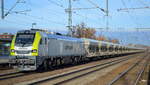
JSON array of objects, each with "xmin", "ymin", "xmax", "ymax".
[
  {"xmin": 0, "ymin": 69, "xmax": 37, "ymax": 81},
  {"xmin": 0, "ymin": 54, "xmax": 136, "ymax": 85},
  {"xmin": 16, "ymin": 54, "xmax": 138, "ymax": 85},
  {"xmin": 134, "ymin": 56, "xmax": 149, "ymax": 85},
  {"xmin": 0, "ymin": 55, "xmax": 126, "ymax": 81},
  {"xmin": 0, "ymin": 71, "xmax": 35, "ymax": 81},
  {"xmin": 107, "ymin": 54, "xmax": 149, "ymax": 85},
  {"xmin": 0, "ymin": 71, "xmax": 20, "ymax": 78}
]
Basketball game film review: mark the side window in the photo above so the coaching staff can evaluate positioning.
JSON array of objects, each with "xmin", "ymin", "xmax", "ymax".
[
  {"xmin": 40, "ymin": 38, "xmax": 47, "ymax": 45},
  {"xmin": 45, "ymin": 38, "xmax": 47, "ymax": 44},
  {"xmin": 40, "ymin": 38, "xmax": 42, "ymax": 45}
]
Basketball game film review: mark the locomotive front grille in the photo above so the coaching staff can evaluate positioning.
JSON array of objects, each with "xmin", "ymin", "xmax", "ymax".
[
  {"xmin": 16, "ymin": 50, "xmax": 31, "ymax": 54},
  {"xmin": 9, "ymin": 58, "xmax": 35, "ymax": 65}
]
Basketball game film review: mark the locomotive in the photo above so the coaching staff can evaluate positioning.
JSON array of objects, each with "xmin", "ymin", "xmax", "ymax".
[{"xmin": 9, "ymin": 29, "xmax": 144, "ymax": 71}]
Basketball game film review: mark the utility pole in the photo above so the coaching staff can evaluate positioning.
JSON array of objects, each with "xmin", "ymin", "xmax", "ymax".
[
  {"xmin": 96, "ymin": 28, "xmax": 104, "ymax": 36},
  {"xmin": 68, "ymin": 0, "xmax": 72, "ymax": 36},
  {"xmin": 31, "ymin": 23, "xmax": 36, "ymax": 29},
  {"xmin": 0, "ymin": 0, "xmax": 28, "ymax": 19},
  {"xmin": 1, "ymin": 0, "xmax": 4, "ymax": 19},
  {"xmin": 106, "ymin": 0, "xmax": 109, "ymax": 31},
  {"xmin": 106, "ymin": 0, "xmax": 108, "ymax": 16}
]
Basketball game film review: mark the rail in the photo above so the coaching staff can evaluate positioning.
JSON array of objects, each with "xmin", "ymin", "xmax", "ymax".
[
  {"xmin": 17, "ymin": 55, "xmax": 137, "ymax": 85},
  {"xmin": 107, "ymin": 55, "xmax": 147, "ymax": 85}
]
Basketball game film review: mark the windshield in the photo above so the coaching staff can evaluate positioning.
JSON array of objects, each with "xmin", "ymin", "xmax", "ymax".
[{"xmin": 15, "ymin": 33, "xmax": 35, "ymax": 45}]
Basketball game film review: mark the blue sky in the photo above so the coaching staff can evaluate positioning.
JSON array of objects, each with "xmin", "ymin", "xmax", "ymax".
[{"xmin": 0, "ymin": 0, "xmax": 150, "ymax": 46}]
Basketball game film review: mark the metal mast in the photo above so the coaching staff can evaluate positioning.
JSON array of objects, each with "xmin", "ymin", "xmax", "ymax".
[
  {"xmin": 68, "ymin": 0, "xmax": 72, "ymax": 36},
  {"xmin": 1, "ymin": 0, "xmax": 4, "ymax": 19},
  {"xmin": 106, "ymin": 0, "xmax": 109, "ymax": 31}
]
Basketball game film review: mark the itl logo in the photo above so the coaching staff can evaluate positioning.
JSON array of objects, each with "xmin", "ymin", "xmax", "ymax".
[{"xmin": 65, "ymin": 45, "xmax": 73, "ymax": 50}]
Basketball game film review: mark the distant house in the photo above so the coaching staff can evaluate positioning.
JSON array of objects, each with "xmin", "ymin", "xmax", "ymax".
[
  {"xmin": 0, "ymin": 33, "xmax": 14, "ymax": 56},
  {"xmin": 0, "ymin": 33, "xmax": 14, "ymax": 40}
]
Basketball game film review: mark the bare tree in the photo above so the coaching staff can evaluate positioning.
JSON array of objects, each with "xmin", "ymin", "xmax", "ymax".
[{"xmin": 73, "ymin": 22, "xmax": 96, "ymax": 39}]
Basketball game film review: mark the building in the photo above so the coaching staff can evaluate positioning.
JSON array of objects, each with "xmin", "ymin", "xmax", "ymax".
[{"xmin": 0, "ymin": 33, "xmax": 14, "ymax": 56}]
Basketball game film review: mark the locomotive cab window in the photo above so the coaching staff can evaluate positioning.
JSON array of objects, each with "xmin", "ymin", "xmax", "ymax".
[{"xmin": 15, "ymin": 33, "xmax": 35, "ymax": 46}]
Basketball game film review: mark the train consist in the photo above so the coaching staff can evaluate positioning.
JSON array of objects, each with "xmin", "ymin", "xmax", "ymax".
[{"xmin": 9, "ymin": 29, "xmax": 144, "ymax": 71}]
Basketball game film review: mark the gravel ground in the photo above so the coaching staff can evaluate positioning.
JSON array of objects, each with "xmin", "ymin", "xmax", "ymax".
[
  {"xmin": 0, "ymin": 58, "xmax": 9, "ymax": 64},
  {"xmin": 0, "ymin": 55, "xmax": 129, "ymax": 85},
  {"xmin": 138, "ymin": 58, "xmax": 150, "ymax": 85},
  {"xmin": 0, "ymin": 69, "xmax": 16, "ymax": 74},
  {"xmin": 0, "ymin": 53, "xmax": 144, "ymax": 85},
  {"xmin": 113, "ymin": 55, "xmax": 148, "ymax": 85},
  {"xmin": 148, "ymin": 65, "xmax": 150, "ymax": 85},
  {"xmin": 86, "ymin": 53, "xmax": 146, "ymax": 85},
  {"xmin": 41, "ymin": 53, "xmax": 144, "ymax": 85}
]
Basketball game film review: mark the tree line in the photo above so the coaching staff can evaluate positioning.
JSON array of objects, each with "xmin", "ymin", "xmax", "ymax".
[{"xmin": 70, "ymin": 22, "xmax": 119, "ymax": 44}]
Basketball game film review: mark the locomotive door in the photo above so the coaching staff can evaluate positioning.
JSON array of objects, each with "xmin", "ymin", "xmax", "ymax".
[
  {"xmin": 39, "ymin": 37, "xmax": 48, "ymax": 56},
  {"xmin": 45, "ymin": 38, "xmax": 48, "ymax": 56}
]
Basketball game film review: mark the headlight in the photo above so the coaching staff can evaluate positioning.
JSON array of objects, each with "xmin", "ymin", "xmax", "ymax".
[
  {"xmin": 32, "ymin": 49, "xmax": 37, "ymax": 53},
  {"xmin": 11, "ymin": 49, "xmax": 15, "ymax": 52}
]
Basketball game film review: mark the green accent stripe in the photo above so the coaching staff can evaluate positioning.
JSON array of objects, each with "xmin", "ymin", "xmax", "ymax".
[
  {"xmin": 32, "ymin": 32, "xmax": 41, "ymax": 56},
  {"xmin": 10, "ymin": 35, "xmax": 16, "ymax": 56}
]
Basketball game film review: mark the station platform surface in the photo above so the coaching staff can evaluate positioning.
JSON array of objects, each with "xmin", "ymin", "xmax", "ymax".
[{"xmin": 0, "ymin": 56, "xmax": 9, "ymax": 64}]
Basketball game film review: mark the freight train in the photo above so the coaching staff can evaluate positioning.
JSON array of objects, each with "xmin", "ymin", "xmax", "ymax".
[{"xmin": 9, "ymin": 29, "xmax": 144, "ymax": 71}]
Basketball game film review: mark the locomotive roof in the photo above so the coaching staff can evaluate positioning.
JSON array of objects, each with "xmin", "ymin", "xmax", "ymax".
[
  {"xmin": 47, "ymin": 34, "xmax": 83, "ymax": 42},
  {"xmin": 17, "ymin": 30, "xmax": 36, "ymax": 34},
  {"xmin": 82, "ymin": 38, "xmax": 121, "ymax": 46},
  {"xmin": 17, "ymin": 30, "xmax": 141, "ymax": 49},
  {"xmin": 46, "ymin": 34, "xmax": 139, "ymax": 49}
]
